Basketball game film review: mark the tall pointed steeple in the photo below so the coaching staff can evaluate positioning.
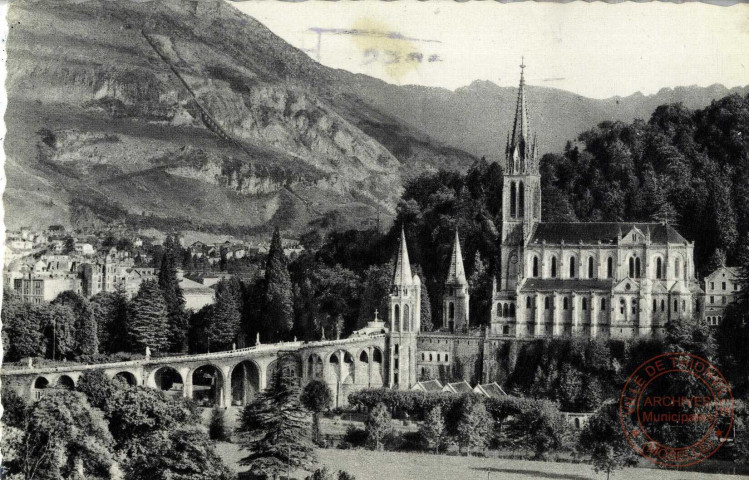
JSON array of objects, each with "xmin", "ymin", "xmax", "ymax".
[
  {"xmin": 505, "ymin": 58, "xmax": 537, "ymax": 175},
  {"xmin": 446, "ymin": 230, "xmax": 467, "ymax": 285},
  {"xmin": 392, "ymin": 226, "xmax": 413, "ymax": 285}
]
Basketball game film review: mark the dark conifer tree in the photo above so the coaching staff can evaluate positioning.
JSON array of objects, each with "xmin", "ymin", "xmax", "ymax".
[
  {"xmin": 159, "ymin": 235, "xmax": 187, "ymax": 351},
  {"xmin": 129, "ymin": 280, "xmax": 170, "ymax": 353},
  {"xmin": 237, "ymin": 359, "xmax": 316, "ymax": 477},
  {"xmin": 52, "ymin": 291, "xmax": 98, "ymax": 356},
  {"xmin": 206, "ymin": 279, "xmax": 241, "ymax": 352},
  {"xmin": 264, "ymin": 227, "xmax": 294, "ymax": 338}
]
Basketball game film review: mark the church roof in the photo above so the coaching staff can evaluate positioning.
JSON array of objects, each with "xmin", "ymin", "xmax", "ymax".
[
  {"xmin": 520, "ymin": 279, "xmax": 614, "ymax": 292},
  {"xmin": 530, "ymin": 222, "xmax": 688, "ymax": 245},
  {"xmin": 411, "ymin": 380, "xmax": 444, "ymax": 392},
  {"xmin": 392, "ymin": 227, "xmax": 413, "ymax": 286},
  {"xmin": 446, "ymin": 230, "xmax": 467, "ymax": 285}
]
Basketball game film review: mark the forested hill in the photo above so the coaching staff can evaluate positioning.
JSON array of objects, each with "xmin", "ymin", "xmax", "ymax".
[{"xmin": 539, "ymin": 93, "xmax": 749, "ymax": 271}]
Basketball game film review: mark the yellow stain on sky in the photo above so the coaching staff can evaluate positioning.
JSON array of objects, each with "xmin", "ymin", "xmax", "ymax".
[{"xmin": 350, "ymin": 17, "xmax": 421, "ymax": 82}]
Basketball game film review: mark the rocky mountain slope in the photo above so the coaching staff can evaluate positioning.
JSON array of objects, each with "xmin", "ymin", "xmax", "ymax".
[{"xmin": 5, "ymin": 0, "xmax": 747, "ymax": 234}]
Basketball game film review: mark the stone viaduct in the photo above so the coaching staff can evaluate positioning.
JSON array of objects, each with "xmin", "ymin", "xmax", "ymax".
[{"xmin": 1, "ymin": 334, "xmax": 387, "ymax": 409}]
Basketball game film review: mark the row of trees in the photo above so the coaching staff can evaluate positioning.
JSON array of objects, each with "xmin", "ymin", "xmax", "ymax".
[{"xmin": 0, "ymin": 371, "xmax": 232, "ymax": 480}]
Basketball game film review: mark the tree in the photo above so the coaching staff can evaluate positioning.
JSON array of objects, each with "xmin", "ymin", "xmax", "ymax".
[
  {"xmin": 706, "ymin": 248, "xmax": 727, "ymax": 273},
  {"xmin": 509, "ymin": 399, "xmax": 567, "ymax": 460},
  {"xmin": 12, "ymin": 391, "xmax": 117, "ymax": 480},
  {"xmin": 365, "ymin": 402, "xmax": 392, "ymax": 450},
  {"xmin": 2, "ymin": 292, "xmax": 43, "ymax": 361},
  {"xmin": 63, "ymin": 236, "xmax": 76, "ymax": 254},
  {"xmin": 209, "ymin": 406, "xmax": 230, "ymax": 441},
  {"xmin": 128, "ymin": 280, "xmax": 170, "ymax": 353},
  {"xmin": 456, "ymin": 400, "xmax": 491, "ymax": 456},
  {"xmin": 578, "ymin": 402, "xmax": 638, "ymax": 480},
  {"xmin": 90, "ymin": 288, "xmax": 130, "ymax": 354},
  {"xmin": 38, "ymin": 303, "xmax": 77, "ymax": 360},
  {"xmin": 124, "ymin": 425, "xmax": 234, "ymax": 480},
  {"xmin": 206, "ymin": 279, "xmax": 241, "ymax": 351},
  {"xmin": 237, "ymin": 360, "xmax": 317, "ymax": 478},
  {"xmin": 357, "ymin": 263, "xmax": 392, "ymax": 329},
  {"xmin": 265, "ymin": 227, "xmax": 294, "ymax": 338},
  {"xmin": 420, "ymin": 406, "xmax": 445, "ymax": 453},
  {"xmin": 52, "ymin": 291, "xmax": 98, "ymax": 356},
  {"xmin": 76, "ymin": 369, "xmax": 126, "ymax": 413},
  {"xmin": 301, "ymin": 380, "xmax": 333, "ymax": 444},
  {"xmin": 159, "ymin": 235, "xmax": 187, "ymax": 352}
]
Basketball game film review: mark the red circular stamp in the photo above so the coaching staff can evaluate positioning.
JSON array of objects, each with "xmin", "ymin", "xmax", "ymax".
[{"xmin": 619, "ymin": 352, "xmax": 734, "ymax": 468}]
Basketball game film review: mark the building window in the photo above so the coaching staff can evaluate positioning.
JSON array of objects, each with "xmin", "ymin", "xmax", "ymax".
[
  {"xmin": 526, "ymin": 296, "xmax": 532, "ymax": 308},
  {"xmin": 545, "ymin": 297, "xmax": 550, "ymax": 309},
  {"xmin": 449, "ymin": 302, "xmax": 455, "ymax": 320},
  {"xmin": 722, "ymin": 296, "xmax": 727, "ymax": 305},
  {"xmin": 673, "ymin": 299, "xmax": 678, "ymax": 312},
  {"xmin": 635, "ymin": 258, "xmax": 641, "ymax": 278},
  {"xmin": 563, "ymin": 297, "xmax": 568, "ymax": 310},
  {"xmin": 582, "ymin": 298, "xmax": 587, "ymax": 311},
  {"xmin": 675, "ymin": 259, "xmax": 681, "ymax": 279},
  {"xmin": 632, "ymin": 300, "xmax": 637, "ymax": 314},
  {"xmin": 445, "ymin": 354, "xmax": 448, "ymax": 362},
  {"xmin": 710, "ymin": 282, "xmax": 715, "ymax": 290},
  {"xmin": 652, "ymin": 299, "xmax": 657, "ymax": 312},
  {"xmin": 551, "ymin": 257, "xmax": 557, "ymax": 278},
  {"xmin": 532, "ymin": 256, "xmax": 539, "ymax": 277},
  {"xmin": 510, "ymin": 303, "xmax": 516, "ymax": 316},
  {"xmin": 607, "ymin": 257, "xmax": 614, "ymax": 278},
  {"xmin": 601, "ymin": 298, "xmax": 606, "ymax": 310},
  {"xmin": 656, "ymin": 258, "xmax": 662, "ymax": 279},
  {"xmin": 519, "ymin": 182, "xmax": 525, "ymax": 217},
  {"xmin": 588, "ymin": 257, "xmax": 594, "ymax": 279},
  {"xmin": 429, "ymin": 354, "xmax": 433, "ymax": 362},
  {"xmin": 620, "ymin": 299, "xmax": 625, "ymax": 315},
  {"xmin": 710, "ymin": 296, "xmax": 715, "ymax": 304},
  {"xmin": 569, "ymin": 258, "xmax": 576, "ymax": 278},
  {"xmin": 661, "ymin": 299, "xmax": 665, "ymax": 312},
  {"xmin": 722, "ymin": 282, "xmax": 726, "ymax": 290},
  {"xmin": 510, "ymin": 182, "xmax": 517, "ymax": 218}
]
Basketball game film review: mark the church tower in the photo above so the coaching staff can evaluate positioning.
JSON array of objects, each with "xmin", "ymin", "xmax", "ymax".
[
  {"xmin": 443, "ymin": 230, "xmax": 470, "ymax": 333},
  {"xmin": 388, "ymin": 227, "xmax": 421, "ymax": 388},
  {"xmin": 493, "ymin": 60, "xmax": 542, "ymax": 335}
]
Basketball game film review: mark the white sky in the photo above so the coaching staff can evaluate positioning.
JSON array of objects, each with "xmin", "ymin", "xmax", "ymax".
[{"xmin": 231, "ymin": 1, "xmax": 749, "ymax": 99}]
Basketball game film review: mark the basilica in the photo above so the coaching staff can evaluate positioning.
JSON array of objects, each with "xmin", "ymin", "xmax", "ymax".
[{"xmin": 392, "ymin": 64, "xmax": 703, "ymax": 348}]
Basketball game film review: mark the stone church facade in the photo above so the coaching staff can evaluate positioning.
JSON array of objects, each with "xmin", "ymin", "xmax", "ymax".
[{"xmin": 491, "ymin": 64, "xmax": 703, "ymax": 339}]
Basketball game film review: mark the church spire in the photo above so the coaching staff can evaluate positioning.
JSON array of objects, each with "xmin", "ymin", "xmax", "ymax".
[
  {"xmin": 446, "ymin": 230, "xmax": 467, "ymax": 285},
  {"xmin": 392, "ymin": 226, "xmax": 413, "ymax": 285},
  {"xmin": 505, "ymin": 58, "xmax": 537, "ymax": 175}
]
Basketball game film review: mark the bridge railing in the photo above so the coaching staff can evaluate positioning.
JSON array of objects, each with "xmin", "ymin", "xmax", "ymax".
[{"xmin": 0, "ymin": 334, "xmax": 387, "ymax": 376}]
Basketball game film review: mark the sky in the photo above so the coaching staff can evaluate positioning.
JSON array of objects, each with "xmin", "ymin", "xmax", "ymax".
[{"xmin": 231, "ymin": 1, "xmax": 749, "ymax": 99}]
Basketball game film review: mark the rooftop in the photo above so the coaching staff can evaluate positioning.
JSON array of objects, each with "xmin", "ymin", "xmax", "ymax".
[{"xmin": 530, "ymin": 222, "xmax": 688, "ymax": 245}]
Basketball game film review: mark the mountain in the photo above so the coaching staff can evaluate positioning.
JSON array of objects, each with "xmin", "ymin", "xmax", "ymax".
[
  {"xmin": 4, "ymin": 0, "xmax": 475, "ymax": 234},
  {"xmin": 349, "ymin": 78, "xmax": 749, "ymax": 163},
  {"xmin": 5, "ymin": 0, "xmax": 747, "ymax": 234}
]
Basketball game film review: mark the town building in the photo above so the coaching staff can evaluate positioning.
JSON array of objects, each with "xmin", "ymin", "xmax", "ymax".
[{"xmin": 703, "ymin": 265, "xmax": 741, "ymax": 326}]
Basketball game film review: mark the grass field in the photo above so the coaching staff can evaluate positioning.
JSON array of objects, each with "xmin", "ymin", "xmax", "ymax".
[{"xmin": 214, "ymin": 444, "xmax": 749, "ymax": 480}]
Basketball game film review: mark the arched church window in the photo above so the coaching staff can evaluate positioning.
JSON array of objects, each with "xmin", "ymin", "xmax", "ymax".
[
  {"xmin": 673, "ymin": 299, "xmax": 678, "ymax": 312},
  {"xmin": 653, "ymin": 299, "xmax": 657, "ymax": 311},
  {"xmin": 449, "ymin": 302, "xmax": 455, "ymax": 320},
  {"xmin": 675, "ymin": 258, "xmax": 681, "ymax": 279},
  {"xmin": 620, "ymin": 298, "xmax": 625, "ymax": 315},
  {"xmin": 582, "ymin": 298, "xmax": 587, "ymax": 310},
  {"xmin": 588, "ymin": 257, "xmax": 594, "ymax": 279},
  {"xmin": 661, "ymin": 299, "xmax": 665, "ymax": 312},
  {"xmin": 569, "ymin": 257, "xmax": 576, "ymax": 278},
  {"xmin": 632, "ymin": 300, "xmax": 637, "ymax": 314},
  {"xmin": 533, "ymin": 256, "xmax": 539, "ymax": 278},
  {"xmin": 502, "ymin": 303, "xmax": 508, "ymax": 317},
  {"xmin": 510, "ymin": 303, "xmax": 515, "ymax": 316},
  {"xmin": 629, "ymin": 257, "xmax": 635, "ymax": 278},
  {"xmin": 403, "ymin": 305, "xmax": 410, "ymax": 331},
  {"xmin": 545, "ymin": 297, "xmax": 550, "ymax": 309},
  {"xmin": 526, "ymin": 296, "xmax": 532, "ymax": 308},
  {"xmin": 656, "ymin": 258, "xmax": 662, "ymax": 279},
  {"xmin": 510, "ymin": 182, "xmax": 517, "ymax": 218},
  {"xmin": 563, "ymin": 297, "xmax": 568, "ymax": 310},
  {"xmin": 635, "ymin": 258, "xmax": 641, "ymax": 278},
  {"xmin": 601, "ymin": 298, "xmax": 606, "ymax": 310},
  {"xmin": 519, "ymin": 182, "xmax": 525, "ymax": 217},
  {"xmin": 394, "ymin": 304, "xmax": 400, "ymax": 331},
  {"xmin": 607, "ymin": 257, "xmax": 614, "ymax": 278},
  {"xmin": 551, "ymin": 257, "xmax": 557, "ymax": 278}
]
